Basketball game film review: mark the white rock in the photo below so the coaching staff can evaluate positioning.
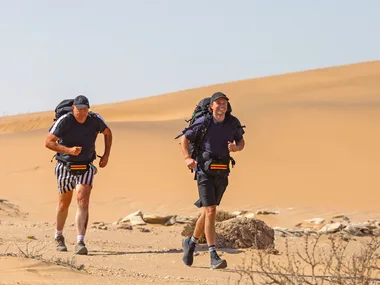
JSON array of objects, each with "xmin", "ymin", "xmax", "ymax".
[
  {"xmin": 304, "ymin": 218, "xmax": 325, "ymax": 225},
  {"xmin": 120, "ymin": 210, "xmax": 143, "ymax": 223},
  {"xmin": 256, "ymin": 210, "xmax": 279, "ymax": 215},
  {"xmin": 242, "ymin": 212, "xmax": 255, "ymax": 219},
  {"xmin": 130, "ymin": 215, "xmax": 146, "ymax": 226},
  {"xmin": 231, "ymin": 211, "xmax": 247, "ymax": 217},
  {"xmin": 319, "ymin": 222, "xmax": 344, "ymax": 233}
]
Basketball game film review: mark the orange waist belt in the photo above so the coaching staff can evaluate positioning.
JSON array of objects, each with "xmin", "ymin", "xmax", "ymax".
[
  {"xmin": 210, "ymin": 164, "xmax": 228, "ymax": 170},
  {"xmin": 69, "ymin": 164, "xmax": 88, "ymax": 170}
]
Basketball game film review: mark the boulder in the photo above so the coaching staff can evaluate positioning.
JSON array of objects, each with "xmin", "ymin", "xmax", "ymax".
[{"xmin": 215, "ymin": 217, "xmax": 275, "ymax": 249}]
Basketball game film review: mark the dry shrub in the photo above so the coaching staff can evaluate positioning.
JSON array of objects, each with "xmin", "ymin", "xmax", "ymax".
[
  {"xmin": 1, "ymin": 240, "xmax": 85, "ymax": 271},
  {"xmin": 230, "ymin": 234, "xmax": 380, "ymax": 285}
]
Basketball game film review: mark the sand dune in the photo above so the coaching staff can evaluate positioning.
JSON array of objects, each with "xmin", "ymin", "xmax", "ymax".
[{"xmin": 1, "ymin": 61, "xmax": 380, "ymax": 284}]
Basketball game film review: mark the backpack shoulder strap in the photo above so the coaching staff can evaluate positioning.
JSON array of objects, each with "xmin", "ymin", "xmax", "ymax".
[{"xmin": 226, "ymin": 114, "xmax": 246, "ymax": 134}]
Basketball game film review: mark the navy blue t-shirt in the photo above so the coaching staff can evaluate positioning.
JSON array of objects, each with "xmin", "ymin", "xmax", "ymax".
[
  {"xmin": 49, "ymin": 112, "xmax": 108, "ymax": 162},
  {"xmin": 183, "ymin": 114, "xmax": 244, "ymax": 159}
]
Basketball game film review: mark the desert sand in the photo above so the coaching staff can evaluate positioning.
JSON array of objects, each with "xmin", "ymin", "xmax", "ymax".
[{"xmin": 1, "ymin": 60, "xmax": 380, "ymax": 284}]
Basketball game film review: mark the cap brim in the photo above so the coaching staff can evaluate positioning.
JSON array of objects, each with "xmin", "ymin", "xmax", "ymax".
[
  {"xmin": 74, "ymin": 104, "xmax": 89, "ymax": 108},
  {"xmin": 212, "ymin": 96, "xmax": 229, "ymax": 101}
]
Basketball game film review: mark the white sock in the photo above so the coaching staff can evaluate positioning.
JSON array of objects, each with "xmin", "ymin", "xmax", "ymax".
[
  {"xmin": 55, "ymin": 230, "xmax": 63, "ymax": 239},
  {"xmin": 77, "ymin": 235, "xmax": 84, "ymax": 243}
]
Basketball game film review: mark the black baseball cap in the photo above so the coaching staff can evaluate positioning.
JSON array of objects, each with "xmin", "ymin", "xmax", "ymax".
[
  {"xmin": 73, "ymin": 95, "xmax": 90, "ymax": 108},
  {"xmin": 211, "ymin": 92, "xmax": 229, "ymax": 102}
]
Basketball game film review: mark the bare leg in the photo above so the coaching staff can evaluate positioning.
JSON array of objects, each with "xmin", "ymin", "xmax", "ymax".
[
  {"xmin": 75, "ymin": 184, "xmax": 92, "ymax": 237},
  {"xmin": 204, "ymin": 206, "xmax": 217, "ymax": 246},
  {"xmin": 56, "ymin": 191, "xmax": 73, "ymax": 231},
  {"xmin": 193, "ymin": 208, "xmax": 206, "ymax": 239}
]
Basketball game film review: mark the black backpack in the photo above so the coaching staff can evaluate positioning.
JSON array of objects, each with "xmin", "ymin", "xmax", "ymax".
[
  {"xmin": 53, "ymin": 99, "xmax": 75, "ymax": 121},
  {"xmin": 175, "ymin": 96, "xmax": 244, "ymax": 170}
]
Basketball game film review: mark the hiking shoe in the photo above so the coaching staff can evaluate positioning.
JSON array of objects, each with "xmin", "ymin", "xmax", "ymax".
[
  {"xmin": 75, "ymin": 241, "xmax": 88, "ymax": 255},
  {"xmin": 55, "ymin": 235, "xmax": 68, "ymax": 252},
  {"xmin": 182, "ymin": 237, "xmax": 196, "ymax": 266},
  {"xmin": 210, "ymin": 251, "xmax": 227, "ymax": 270}
]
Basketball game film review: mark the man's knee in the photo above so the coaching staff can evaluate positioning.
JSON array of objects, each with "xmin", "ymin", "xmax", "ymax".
[
  {"xmin": 57, "ymin": 201, "xmax": 70, "ymax": 212},
  {"xmin": 76, "ymin": 184, "xmax": 92, "ymax": 208},
  {"xmin": 204, "ymin": 206, "xmax": 216, "ymax": 217}
]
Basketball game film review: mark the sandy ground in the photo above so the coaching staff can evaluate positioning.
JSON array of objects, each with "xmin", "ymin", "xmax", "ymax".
[{"xmin": 1, "ymin": 60, "xmax": 380, "ymax": 284}]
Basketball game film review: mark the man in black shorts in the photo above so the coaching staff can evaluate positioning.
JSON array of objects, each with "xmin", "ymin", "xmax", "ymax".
[
  {"xmin": 45, "ymin": 95, "xmax": 112, "ymax": 255},
  {"xmin": 179, "ymin": 92, "xmax": 245, "ymax": 269}
]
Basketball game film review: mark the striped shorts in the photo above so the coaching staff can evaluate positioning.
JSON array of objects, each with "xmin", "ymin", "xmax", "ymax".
[{"xmin": 54, "ymin": 161, "xmax": 98, "ymax": 194}]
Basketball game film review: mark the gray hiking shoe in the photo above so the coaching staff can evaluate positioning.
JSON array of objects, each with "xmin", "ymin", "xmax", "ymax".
[
  {"xmin": 182, "ymin": 237, "xmax": 196, "ymax": 266},
  {"xmin": 210, "ymin": 251, "xmax": 227, "ymax": 270},
  {"xmin": 75, "ymin": 241, "xmax": 88, "ymax": 255},
  {"xmin": 55, "ymin": 235, "xmax": 68, "ymax": 252}
]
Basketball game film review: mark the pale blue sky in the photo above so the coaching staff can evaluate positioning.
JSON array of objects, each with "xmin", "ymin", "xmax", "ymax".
[{"xmin": 0, "ymin": 0, "xmax": 379, "ymax": 116}]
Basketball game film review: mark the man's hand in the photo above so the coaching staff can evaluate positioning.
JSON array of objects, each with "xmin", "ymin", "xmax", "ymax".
[
  {"xmin": 228, "ymin": 141, "xmax": 238, "ymax": 152},
  {"xmin": 185, "ymin": 157, "xmax": 197, "ymax": 169},
  {"xmin": 99, "ymin": 154, "xmax": 109, "ymax": 168},
  {"xmin": 68, "ymin": 146, "xmax": 82, "ymax": 156}
]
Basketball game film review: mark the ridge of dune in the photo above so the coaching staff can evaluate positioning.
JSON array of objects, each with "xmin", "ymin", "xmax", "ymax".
[{"xmin": 0, "ymin": 60, "xmax": 379, "ymax": 134}]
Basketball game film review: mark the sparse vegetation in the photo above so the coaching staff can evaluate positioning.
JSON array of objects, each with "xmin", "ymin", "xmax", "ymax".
[
  {"xmin": 228, "ymin": 234, "xmax": 380, "ymax": 285},
  {"xmin": 1, "ymin": 240, "xmax": 85, "ymax": 271}
]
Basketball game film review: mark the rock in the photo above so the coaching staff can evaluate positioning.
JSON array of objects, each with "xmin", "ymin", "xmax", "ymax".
[
  {"xmin": 344, "ymin": 223, "xmax": 373, "ymax": 236},
  {"xmin": 138, "ymin": 227, "xmax": 150, "ymax": 233},
  {"xmin": 215, "ymin": 210, "xmax": 236, "ymax": 222},
  {"xmin": 117, "ymin": 224, "xmax": 133, "ymax": 230},
  {"xmin": 143, "ymin": 214, "xmax": 173, "ymax": 225},
  {"xmin": 164, "ymin": 216, "xmax": 177, "ymax": 226},
  {"xmin": 273, "ymin": 227, "xmax": 288, "ymax": 237},
  {"xmin": 214, "ymin": 217, "xmax": 275, "ymax": 249},
  {"xmin": 304, "ymin": 218, "xmax": 325, "ymax": 225},
  {"xmin": 231, "ymin": 211, "xmax": 248, "ymax": 217},
  {"xmin": 120, "ymin": 210, "xmax": 143, "ymax": 223},
  {"xmin": 242, "ymin": 212, "xmax": 255, "ymax": 219},
  {"xmin": 175, "ymin": 216, "xmax": 194, "ymax": 224},
  {"xmin": 319, "ymin": 222, "xmax": 345, "ymax": 234},
  {"xmin": 130, "ymin": 215, "xmax": 146, "ymax": 226},
  {"xmin": 296, "ymin": 218, "xmax": 326, "ymax": 230},
  {"xmin": 332, "ymin": 215, "xmax": 350, "ymax": 221},
  {"xmin": 256, "ymin": 210, "xmax": 279, "ymax": 215}
]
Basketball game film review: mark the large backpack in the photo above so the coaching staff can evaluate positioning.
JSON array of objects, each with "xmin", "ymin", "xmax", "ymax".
[
  {"xmin": 175, "ymin": 96, "xmax": 244, "ymax": 171},
  {"xmin": 53, "ymin": 99, "xmax": 75, "ymax": 121}
]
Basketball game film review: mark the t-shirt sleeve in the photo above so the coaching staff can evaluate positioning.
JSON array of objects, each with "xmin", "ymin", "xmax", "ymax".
[
  {"xmin": 49, "ymin": 115, "xmax": 70, "ymax": 138},
  {"xmin": 233, "ymin": 118, "xmax": 245, "ymax": 143},
  {"xmin": 182, "ymin": 117, "xmax": 205, "ymax": 142},
  {"xmin": 94, "ymin": 113, "xmax": 108, "ymax": 133}
]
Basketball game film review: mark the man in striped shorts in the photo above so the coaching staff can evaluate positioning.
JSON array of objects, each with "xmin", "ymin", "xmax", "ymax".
[{"xmin": 45, "ymin": 95, "xmax": 112, "ymax": 255}]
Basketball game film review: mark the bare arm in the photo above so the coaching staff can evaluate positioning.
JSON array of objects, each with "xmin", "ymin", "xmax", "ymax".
[
  {"xmin": 180, "ymin": 135, "xmax": 197, "ymax": 169},
  {"xmin": 228, "ymin": 138, "xmax": 245, "ymax": 152},
  {"xmin": 102, "ymin": 127, "xmax": 112, "ymax": 157},
  {"xmin": 180, "ymin": 135, "xmax": 192, "ymax": 159},
  {"xmin": 45, "ymin": 133, "xmax": 73, "ymax": 155},
  {"xmin": 236, "ymin": 139, "xmax": 245, "ymax": 151},
  {"xmin": 98, "ymin": 127, "xmax": 112, "ymax": 168}
]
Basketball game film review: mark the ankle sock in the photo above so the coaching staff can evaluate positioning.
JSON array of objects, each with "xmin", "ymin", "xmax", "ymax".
[
  {"xmin": 55, "ymin": 230, "xmax": 63, "ymax": 239},
  {"xmin": 189, "ymin": 236, "xmax": 198, "ymax": 247},
  {"xmin": 208, "ymin": 245, "xmax": 216, "ymax": 254},
  {"xmin": 77, "ymin": 235, "xmax": 84, "ymax": 243}
]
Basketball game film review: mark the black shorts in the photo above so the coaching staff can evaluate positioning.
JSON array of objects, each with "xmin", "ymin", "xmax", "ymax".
[{"xmin": 194, "ymin": 173, "xmax": 229, "ymax": 208}]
